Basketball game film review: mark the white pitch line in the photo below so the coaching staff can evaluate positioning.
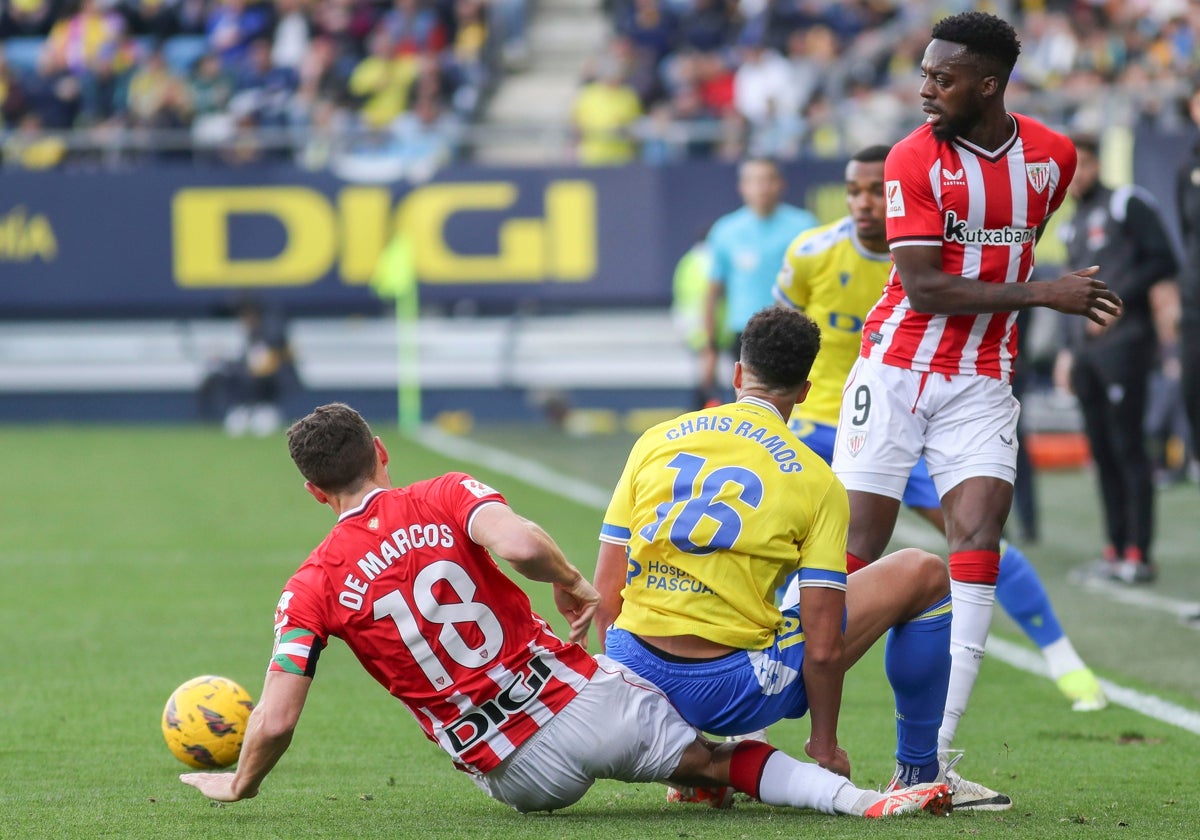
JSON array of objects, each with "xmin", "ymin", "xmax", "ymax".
[
  {"xmin": 415, "ymin": 427, "xmax": 1200, "ymax": 737},
  {"xmin": 986, "ymin": 637, "xmax": 1200, "ymax": 736},
  {"xmin": 1069, "ymin": 574, "xmax": 1200, "ymax": 621}
]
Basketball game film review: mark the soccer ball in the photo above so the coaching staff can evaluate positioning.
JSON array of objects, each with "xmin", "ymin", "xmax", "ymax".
[{"xmin": 161, "ymin": 675, "xmax": 255, "ymax": 769}]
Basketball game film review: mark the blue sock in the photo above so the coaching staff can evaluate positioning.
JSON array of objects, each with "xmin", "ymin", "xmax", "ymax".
[
  {"xmin": 995, "ymin": 541, "xmax": 1065, "ymax": 648},
  {"xmin": 885, "ymin": 593, "xmax": 952, "ymax": 779}
]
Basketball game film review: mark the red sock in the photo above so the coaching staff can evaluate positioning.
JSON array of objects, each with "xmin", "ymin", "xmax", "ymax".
[
  {"xmin": 948, "ymin": 549, "xmax": 1000, "ymax": 584},
  {"xmin": 846, "ymin": 552, "xmax": 869, "ymax": 574},
  {"xmin": 728, "ymin": 740, "xmax": 776, "ymax": 800}
]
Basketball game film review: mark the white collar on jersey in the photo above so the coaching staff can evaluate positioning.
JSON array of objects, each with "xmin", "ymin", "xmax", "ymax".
[
  {"xmin": 736, "ymin": 395, "xmax": 785, "ymax": 421},
  {"xmin": 953, "ymin": 113, "xmax": 1018, "ymax": 160},
  {"xmin": 337, "ymin": 486, "xmax": 388, "ymax": 522}
]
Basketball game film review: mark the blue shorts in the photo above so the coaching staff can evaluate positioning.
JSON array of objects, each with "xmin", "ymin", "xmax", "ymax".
[
  {"xmin": 791, "ymin": 419, "xmax": 940, "ymax": 510},
  {"xmin": 604, "ymin": 612, "xmax": 812, "ymax": 737}
]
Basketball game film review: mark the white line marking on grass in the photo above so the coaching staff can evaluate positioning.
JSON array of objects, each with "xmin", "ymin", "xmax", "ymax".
[
  {"xmin": 1070, "ymin": 576, "xmax": 1200, "ymax": 623},
  {"xmin": 414, "ymin": 428, "xmax": 613, "ymax": 509},
  {"xmin": 416, "ymin": 427, "xmax": 1200, "ymax": 737},
  {"xmin": 986, "ymin": 637, "xmax": 1200, "ymax": 736}
]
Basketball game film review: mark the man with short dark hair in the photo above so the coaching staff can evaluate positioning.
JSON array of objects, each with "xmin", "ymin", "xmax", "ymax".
[
  {"xmin": 179, "ymin": 402, "xmax": 951, "ymax": 819},
  {"xmin": 595, "ymin": 306, "xmax": 964, "ymax": 808},
  {"xmin": 829, "ymin": 11, "xmax": 1122, "ymax": 806}
]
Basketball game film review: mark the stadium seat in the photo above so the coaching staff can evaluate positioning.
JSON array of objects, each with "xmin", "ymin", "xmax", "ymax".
[
  {"xmin": 163, "ymin": 34, "xmax": 208, "ymax": 74},
  {"xmin": 3, "ymin": 36, "xmax": 45, "ymax": 75}
]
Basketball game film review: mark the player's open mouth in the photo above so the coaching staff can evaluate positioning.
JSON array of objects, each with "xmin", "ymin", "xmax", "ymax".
[{"xmin": 924, "ymin": 108, "xmax": 942, "ymax": 125}]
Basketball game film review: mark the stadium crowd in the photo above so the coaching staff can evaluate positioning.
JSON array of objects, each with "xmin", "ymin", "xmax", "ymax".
[
  {"xmin": 0, "ymin": 0, "xmax": 522, "ymax": 175},
  {"xmin": 4, "ymin": 1, "xmax": 1199, "ymax": 171},
  {"xmin": 573, "ymin": 0, "xmax": 1200, "ymax": 165}
]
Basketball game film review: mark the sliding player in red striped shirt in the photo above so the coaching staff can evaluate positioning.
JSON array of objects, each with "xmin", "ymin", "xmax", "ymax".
[
  {"xmin": 180, "ymin": 403, "xmax": 950, "ymax": 819},
  {"xmin": 830, "ymin": 11, "xmax": 1122, "ymax": 808}
]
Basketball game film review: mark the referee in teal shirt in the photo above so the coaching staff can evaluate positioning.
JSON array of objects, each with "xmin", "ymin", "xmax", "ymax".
[{"xmin": 700, "ymin": 158, "xmax": 818, "ymax": 401}]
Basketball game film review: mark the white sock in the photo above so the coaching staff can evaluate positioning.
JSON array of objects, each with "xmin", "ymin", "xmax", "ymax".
[
  {"xmin": 938, "ymin": 580, "xmax": 996, "ymax": 751},
  {"xmin": 756, "ymin": 750, "xmax": 847, "ymax": 814},
  {"xmin": 1042, "ymin": 637, "xmax": 1088, "ymax": 680}
]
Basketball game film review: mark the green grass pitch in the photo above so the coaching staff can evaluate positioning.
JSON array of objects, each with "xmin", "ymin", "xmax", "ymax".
[{"xmin": 3, "ymin": 422, "xmax": 1198, "ymax": 839}]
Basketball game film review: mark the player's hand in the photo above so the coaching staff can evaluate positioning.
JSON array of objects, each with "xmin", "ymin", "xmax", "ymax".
[
  {"xmin": 554, "ymin": 575, "xmax": 600, "ymax": 645},
  {"xmin": 1046, "ymin": 266, "xmax": 1123, "ymax": 324},
  {"xmin": 805, "ymin": 740, "xmax": 851, "ymax": 779},
  {"xmin": 179, "ymin": 772, "xmax": 256, "ymax": 802}
]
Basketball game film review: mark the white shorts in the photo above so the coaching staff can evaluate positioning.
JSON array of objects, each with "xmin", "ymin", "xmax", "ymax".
[
  {"xmin": 473, "ymin": 655, "xmax": 698, "ymax": 812},
  {"xmin": 832, "ymin": 357, "xmax": 1020, "ymax": 500}
]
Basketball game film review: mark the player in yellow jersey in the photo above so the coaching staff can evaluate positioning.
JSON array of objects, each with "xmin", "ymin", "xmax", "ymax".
[
  {"xmin": 594, "ymin": 306, "xmax": 970, "ymax": 798},
  {"xmin": 775, "ymin": 146, "xmax": 1106, "ymax": 738}
]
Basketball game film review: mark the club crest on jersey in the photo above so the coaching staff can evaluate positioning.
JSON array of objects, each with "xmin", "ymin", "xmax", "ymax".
[
  {"xmin": 885, "ymin": 180, "xmax": 905, "ymax": 217},
  {"xmin": 845, "ymin": 431, "xmax": 867, "ymax": 457},
  {"xmin": 1026, "ymin": 163, "xmax": 1051, "ymax": 194}
]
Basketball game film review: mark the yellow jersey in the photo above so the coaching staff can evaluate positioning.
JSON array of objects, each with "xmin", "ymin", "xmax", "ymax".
[
  {"xmin": 600, "ymin": 397, "xmax": 848, "ymax": 650},
  {"xmin": 773, "ymin": 217, "xmax": 891, "ymax": 426}
]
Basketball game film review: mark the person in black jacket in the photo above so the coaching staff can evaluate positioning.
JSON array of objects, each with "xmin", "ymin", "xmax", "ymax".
[
  {"xmin": 1057, "ymin": 135, "xmax": 1179, "ymax": 584},
  {"xmin": 1174, "ymin": 88, "xmax": 1200, "ymax": 483}
]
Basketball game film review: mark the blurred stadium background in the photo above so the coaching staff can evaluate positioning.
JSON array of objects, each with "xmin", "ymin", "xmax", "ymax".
[
  {"xmin": 0, "ymin": 1, "xmax": 1195, "ymax": 432},
  {"xmin": 0, "ymin": 0, "xmax": 1196, "ymax": 472}
]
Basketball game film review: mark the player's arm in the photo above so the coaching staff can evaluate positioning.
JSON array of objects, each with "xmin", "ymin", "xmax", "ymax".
[
  {"xmin": 470, "ymin": 502, "xmax": 598, "ymax": 645},
  {"xmin": 891, "ymin": 243, "xmax": 1121, "ymax": 323},
  {"xmin": 798, "ymin": 582, "xmax": 849, "ymax": 778},
  {"xmin": 593, "ymin": 540, "xmax": 629, "ymax": 651},
  {"xmin": 180, "ymin": 670, "xmax": 311, "ymax": 802}
]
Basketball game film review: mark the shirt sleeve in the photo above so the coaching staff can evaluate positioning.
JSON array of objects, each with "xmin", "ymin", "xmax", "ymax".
[
  {"xmin": 795, "ymin": 476, "xmax": 849, "ymax": 591},
  {"xmin": 885, "ymin": 142, "xmax": 943, "ymax": 247},
  {"xmin": 269, "ymin": 566, "xmax": 328, "ymax": 678},
  {"xmin": 433, "ymin": 472, "xmax": 508, "ymax": 536},
  {"xmin": 707, "ymin": 220, "xmax": 731, "ymax": 285},
  {"xmin": 774, "ymin": 232, "xmax": 811, "ymax": 310},
  {"xmin": 1047, "ymin": 138, "xmax": 1078, "ymax": 217},
  {"xmin": 599, "ymin": 444, "xmax": 640, "ymax": 545}
]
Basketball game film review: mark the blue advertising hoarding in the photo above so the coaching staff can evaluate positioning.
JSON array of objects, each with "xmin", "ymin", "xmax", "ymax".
[{"xmin": 0, "ymin": 159, "xmax": 847, "ymax": 317}]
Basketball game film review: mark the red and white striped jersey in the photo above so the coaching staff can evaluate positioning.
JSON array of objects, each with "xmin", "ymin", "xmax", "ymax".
[
  {"xmin": 268, "ymin": 473, "xmax": 598, "ymax": 775},
  {"xmin": 863, "ymin": 113, "xmax": 1076, "ymax": 380}
]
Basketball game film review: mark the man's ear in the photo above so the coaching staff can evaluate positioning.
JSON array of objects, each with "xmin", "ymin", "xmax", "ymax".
[
  {"xmin": 304, "ymin": 480, "xmax": 329, "ymax": 506},
  {"xmin": 795, "ymin": 380, "xmax": 812, "ymax": 405}
]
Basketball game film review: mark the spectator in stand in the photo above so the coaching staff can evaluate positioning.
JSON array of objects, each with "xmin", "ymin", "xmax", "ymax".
[
  {"xmin": 45, "ymin": 0, "xmax": 127, "ymax": 78},
  {"xmin": 614, "ymin": 0, "xmax": 678, "ymax": 73},
  {"xmin": 731, "ymin": 29, "xmax": 799, "ymax": 131},
  {"xmin": 784, "ymin": 24, "xmax": 849, "ymax": 117},
  {"xmin": 571, "ymin": 55, "xmax": 642, "ymax": 165},
  {"xmin": 206, "ymin": 0, "xmax": 274, "ymax": 69},
  {"xmin": 230, "ymin": 36, "xmax": 298, "ymax": 130},
  {"xmin": 289, "ymin": 35, "xmax": 347, "ymax": 126},
  {"xmin": 24, "ymin": 43, "xmax": 83, "ymax": 129},
  {"xmin": 348, "ymin": 27, "xmax": 418, "ymax": 129},
  {"xmin": 675, "ymin": 0, "xmax": 735, "ymax": 54},
  {"xmin": 377, "ymin": 0, "xmax": 447, "ymax": 57},
  {"xmin": 0, "ymin": 46, "xmax": 29, "ymax": 127},
  {"xmin": 391, "ymin": 90, "xmax": 459, "ymax": 181},
  {"xmin": 119, "ymin": 0, "xmax": 208, "ymax": 38},
  {"xmin": 270, "ymin": 0, "xmax": 313, "ymax": 72},
  {"xmin": 126, "ymin": 42, "xmax": 192, "ymax": 129},
  {"xmin": 0, "ymin": 0, "xmax": 59, "ymax": 37},
  {"xmin": 446, "ymin": 0, "xmax": 487, "ymax": 115},
  {"xmin": 3, "ymin": 112, "xmax": 68, "ymax": 168},
  {"xmin": 312, "ymin": 0, "xmax": 379, "ymax": 74},
  {"xmin": 188, "ymin": 50, "xmax": 236, "ymax": 149}
]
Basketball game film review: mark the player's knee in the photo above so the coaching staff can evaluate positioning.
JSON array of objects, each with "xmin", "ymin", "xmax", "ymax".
[{"xmin": 892, "ymin": 547, "xmax": 950, "ymax": 600}]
